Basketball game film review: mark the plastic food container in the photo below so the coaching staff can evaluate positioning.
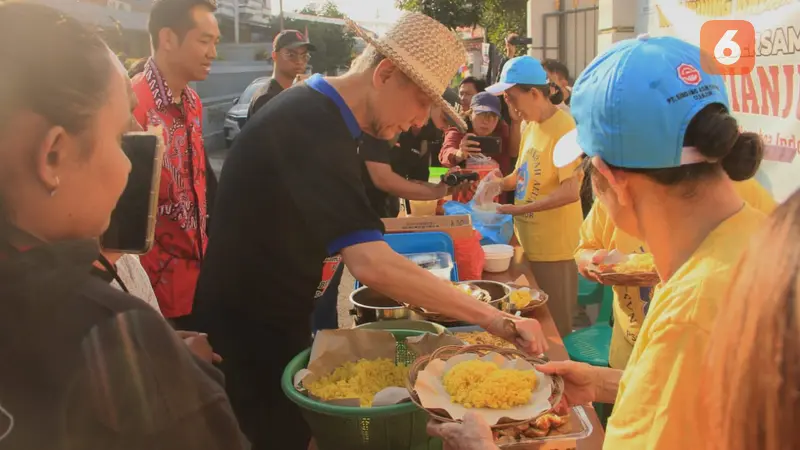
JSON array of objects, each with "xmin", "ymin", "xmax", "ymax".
[
  {"xmin": 404, "ymin": 252, "xmax": 454, "ymax": 280},
  {"xmin": 497, "ymin": 405, "xmax": 595, "ymax": 448},
  {"xmin": 482, "ymin": 244, "xmax": 514, "ymax": 273},
  {"xmin": 409, "ymin": 199, "xmax": 438, "ymax": 216}
]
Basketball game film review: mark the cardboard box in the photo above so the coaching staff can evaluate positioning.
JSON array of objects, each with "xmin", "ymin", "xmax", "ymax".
[
  {"xmin": 432, "ymin": 225, "xmax": 474, "ymax": 240},
  {"xmin": 382, "ymin": 215, "xmax": 474, "ymax": 240},
  {"xmin": 382, "ymin": 215, "xmax": 472, "ymax": 232}
]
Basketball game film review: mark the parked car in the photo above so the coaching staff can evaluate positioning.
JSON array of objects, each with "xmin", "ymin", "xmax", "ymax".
[{"xmin": 223, "ymin": 76, "xmax": 268, "ymax": 147}]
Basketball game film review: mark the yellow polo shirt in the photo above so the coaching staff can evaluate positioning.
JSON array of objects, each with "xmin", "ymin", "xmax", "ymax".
[
  {"xmin": 513, "ymin": 109, "xmax": 582, "ymax": 262},
  {"xmin": 604, "ymin": 205, "xmax": 766, "ymax": 449}
]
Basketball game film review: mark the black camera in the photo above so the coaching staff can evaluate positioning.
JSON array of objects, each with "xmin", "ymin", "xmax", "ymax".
[
  {"xmin": 441, "ymin": 172, "xmax": 480, "ymax": 187},
  {"xmin": 508, "ymin": 36, "xmax": 533, "ymax": 46}
]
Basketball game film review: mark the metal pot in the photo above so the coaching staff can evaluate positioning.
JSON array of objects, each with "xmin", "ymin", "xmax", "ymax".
[
  {"xmin": 349, "ymin": 286, "xmax": 416, "ymax": 324},
  {"xmin": 455, "ymin": 280, "xmax": 512, "ymax": 309}
]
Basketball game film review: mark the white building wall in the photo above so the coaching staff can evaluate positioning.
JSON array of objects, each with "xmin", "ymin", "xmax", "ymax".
[
  {"xmin": 527, "ymin": 0, "xmax": 599, "ymax": 80},
  {"xmin": 527, "ymin": 0, "xmax": 641, "ymax": 80}
]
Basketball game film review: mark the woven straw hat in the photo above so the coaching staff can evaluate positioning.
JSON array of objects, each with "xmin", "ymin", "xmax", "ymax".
[{"xmin": 346, "ymin": 12, "xmax": 469, "ymax": 131}]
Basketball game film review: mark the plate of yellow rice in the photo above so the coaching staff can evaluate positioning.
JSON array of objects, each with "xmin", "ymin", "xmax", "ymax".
[{"xmin": 412, "ymin": 351, "xmax": 554, "ymax": 425}]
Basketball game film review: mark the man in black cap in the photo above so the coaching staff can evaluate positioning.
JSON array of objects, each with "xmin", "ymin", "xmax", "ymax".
[{"xmin": 247, "ymin": 29, "xmax": 315, "ymax": 119}]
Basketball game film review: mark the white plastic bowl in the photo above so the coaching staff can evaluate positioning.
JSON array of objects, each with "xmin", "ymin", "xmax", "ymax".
[{"xmin": 482, "ymin": 244, "xmax": 515, "ymax": 273}]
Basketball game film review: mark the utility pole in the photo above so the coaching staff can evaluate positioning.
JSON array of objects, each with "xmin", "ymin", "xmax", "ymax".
[
  {"xmin": 279, "ymin": 0, "xmax": 284, "ymax": 30},
  {"xmin": 233, "ymin": 0, "xmax": 240, "ymax": 43}
]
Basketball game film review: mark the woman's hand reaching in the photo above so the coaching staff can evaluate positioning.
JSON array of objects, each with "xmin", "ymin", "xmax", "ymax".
[{"xmin": 536, "ymin": 361, "xmax": 602, "ymax": 406}]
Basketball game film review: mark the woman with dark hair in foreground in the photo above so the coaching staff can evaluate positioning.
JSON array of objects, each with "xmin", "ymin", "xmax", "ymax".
[
  {"xmin": 703, "ymin": 188, "xmax": 800, "ymax": 450},
  {"xmin": 0, "ymin": 3, "xmax": 246, "ymax": 449}
]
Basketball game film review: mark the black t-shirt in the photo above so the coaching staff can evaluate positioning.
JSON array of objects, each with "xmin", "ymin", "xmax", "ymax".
[
  {"xmin": 359, "ymin": 135, "xmax": 397, "ymax": 218},
  {"xmin": 0, "ymin": 241, "xmax": 247, "ymax": 450},
  {"xmin": 194, "ymin": 75, "xmax": 385, "ymax": 329},
  {"xmin": 359, "ymin": 125, "xmax": 437, "ymax": 218},
  {"xmin": 247, "ymin": 78, "xmax": 283, "ymax": 120}
]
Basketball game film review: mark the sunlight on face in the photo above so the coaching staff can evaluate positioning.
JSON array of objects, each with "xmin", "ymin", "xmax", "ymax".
[
  {"xmin": 503, "ymin": 88, "xmax": 531, "ymax": 121},
  {"xmin": 370, "ymin": 64, "xmax": 432, "ymax": 139},
  {"xmin": 176, "ymin": 5, "xmax": 220, "ymax": 82}
]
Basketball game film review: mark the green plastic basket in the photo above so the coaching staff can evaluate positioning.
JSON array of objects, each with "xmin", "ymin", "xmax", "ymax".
[
  {"xmin": 282, "ymin": 329, "xmax": 443, "ymax": 450},
  {"xmin": 355, "ymin": 320, "xmax": 450, "ymax": 335}
]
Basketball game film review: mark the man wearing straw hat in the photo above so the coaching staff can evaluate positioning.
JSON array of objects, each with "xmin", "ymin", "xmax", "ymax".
[{"xmin": 193, "ymin": 12, "xmax": 549, "ymax": 449}]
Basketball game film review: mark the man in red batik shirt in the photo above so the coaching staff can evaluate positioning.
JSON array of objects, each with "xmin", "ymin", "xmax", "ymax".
[{"xmin": 132, "ymin": 0, "xmax": 220, "ymax": 329}]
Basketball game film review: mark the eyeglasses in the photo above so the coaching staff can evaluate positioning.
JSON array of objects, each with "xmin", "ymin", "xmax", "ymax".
[{"xmin": 281, "ymin": 50, "xmax": 311, "ymax": 62}]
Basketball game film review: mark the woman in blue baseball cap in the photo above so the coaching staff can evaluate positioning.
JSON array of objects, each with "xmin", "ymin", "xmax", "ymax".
[
  {"xmin": 483, "ymin": 55, "xmax": 582, "ymax": 338},
  {"xmin": 429, "ymin": 35, "xmax": 768, "ymax": 450},
  {"xmin": 540, "ymin": 35, "xmax": 768, "ymax": 448}
]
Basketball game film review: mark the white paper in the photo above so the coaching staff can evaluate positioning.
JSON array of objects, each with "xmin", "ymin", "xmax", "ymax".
[{"xmin": 415, "ymin": 352, "xmax": 553, "ymax": 425}]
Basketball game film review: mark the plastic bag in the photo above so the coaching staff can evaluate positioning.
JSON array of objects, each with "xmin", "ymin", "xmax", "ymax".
[
  {"xmin": 443, "ymin": 200, "xmax": 514, "ymax": 246},
  {"xmin": 452, "ymin": 160, "xmax": 501, "ymax": 204},
  {"xmin": 453, "ymin": 229, "xmax": 485, "ymax": 280},
  {"xmin": 472, "ymin": 169, "xmax": 504, "ymax": 210}
]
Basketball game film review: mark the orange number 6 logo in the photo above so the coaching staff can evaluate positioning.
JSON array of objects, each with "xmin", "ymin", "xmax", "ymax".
[{"xmin": 700, "ymin": 20, "xmax": 756, "ymax": 75}]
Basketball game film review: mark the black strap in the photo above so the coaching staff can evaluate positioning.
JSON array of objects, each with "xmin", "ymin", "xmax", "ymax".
[{"xmin": 96, "ymin": 253, "xmax": 130, "ymax": 294}]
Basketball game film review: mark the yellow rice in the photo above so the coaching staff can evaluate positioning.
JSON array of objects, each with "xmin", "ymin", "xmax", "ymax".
[
  {"xmin": 305, "ymin": 358, "xmax": 409, "ymax": 407},
  {"xmin": 614, "ymin": 253, "xmax": 655, "ymax": 273},
  {"xmin": 443, "ymin": 360, "xmax": 537, "ymax": 409}
]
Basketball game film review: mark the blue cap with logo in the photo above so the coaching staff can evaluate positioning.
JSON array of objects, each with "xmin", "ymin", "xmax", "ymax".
[
  {"xmin": 470, "ymin": 92, "xmax": 502, "ymax": 116},
  {"xmin": 485, "ymin": 56, "xmax": 550, "ymax": 95},
  {"xmin": 553, "ymin": 34, "xmax": 730, "ymax": 169}
]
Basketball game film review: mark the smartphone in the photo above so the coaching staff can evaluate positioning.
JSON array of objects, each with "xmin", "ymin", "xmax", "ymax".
[
  {"xmin": 469, "ymin": 136, "xmax": 502, "ymax": 155},
  {"xmin": 100, "ymin": 132, "xmax": 164, "ymax": 254}
]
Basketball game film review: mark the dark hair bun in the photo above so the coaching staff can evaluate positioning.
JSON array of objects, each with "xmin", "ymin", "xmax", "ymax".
[
  {"xmin": 548, "ymin": 82, "xmax": 564, "ymax": 105},
  {"xmin": 684, "ymin": 104, "xmax": 764, "ymax": 181},
  {"xmin": 722, "ymin": 132, "xmax": 763, "ymax": 181}
]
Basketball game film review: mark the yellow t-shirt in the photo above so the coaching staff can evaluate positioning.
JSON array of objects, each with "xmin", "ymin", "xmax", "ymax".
[
  {"xmin": 576, "ymin": 200, "xmax": 651, "ymax": 370},
  {"xmin": 733, "ymin": 178, "xmax": 777, "ymax": 214},
  {"xmin": 513, "ymin": 109, "xmax": 582, "ymax": 262},
  {"xmin": 604, "ymin": 205, "xmax": 766, "ymax": 450}
]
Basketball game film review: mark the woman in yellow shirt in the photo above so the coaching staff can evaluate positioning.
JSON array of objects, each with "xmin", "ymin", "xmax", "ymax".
[
  {"xmin": 576, "ymin": 178, "xmax": 776, "ymax": 370},
  {"xmin": 484, "ymin": 56, "xmax": 583, "ymax": 337},
  {"xmin": 429, "ymin": 34, "xmax": 772, "ymax": 450},
  {"xmin": 538, "ymin": 34, "xmax": 770, "ymax": 450}
]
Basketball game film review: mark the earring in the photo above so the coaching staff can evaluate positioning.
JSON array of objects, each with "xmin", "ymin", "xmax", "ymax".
[{"xmin": 50, "ymin": 176, "xmax": 60, "ymax": 197}]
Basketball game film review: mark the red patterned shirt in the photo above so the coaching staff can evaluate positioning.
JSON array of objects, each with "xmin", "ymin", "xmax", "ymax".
[{"xmin": 132, "ymin": 58, "xmax": 209, "ymax": 318}]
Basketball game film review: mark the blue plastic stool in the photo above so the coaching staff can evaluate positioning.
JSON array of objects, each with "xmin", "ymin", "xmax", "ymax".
[
  {"xmin": 565, "ymin": 284, "xmax": 615, "ymax": 429},
  {"xmin": 564, "ymin": 285, "xmax": 613, "ymax": 367},
  {"xmin": 578, "ymin": 274, "xmax": 605, "ymax": 307}
]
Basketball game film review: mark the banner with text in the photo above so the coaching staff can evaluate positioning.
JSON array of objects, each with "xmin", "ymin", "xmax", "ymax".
[{"xmin": 638, "ymin": 0, "xmax": 800, "ymax": 202}]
